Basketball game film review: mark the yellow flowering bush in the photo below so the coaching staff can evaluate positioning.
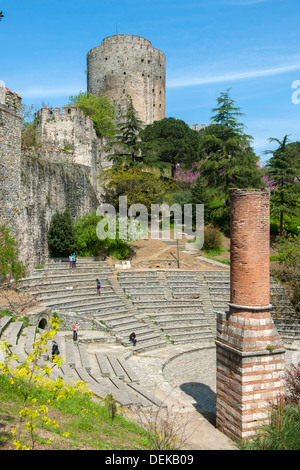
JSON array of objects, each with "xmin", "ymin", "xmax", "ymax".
[{"xmin": 0, "ymin": 316, "xmax": 93, "ymax": 449}]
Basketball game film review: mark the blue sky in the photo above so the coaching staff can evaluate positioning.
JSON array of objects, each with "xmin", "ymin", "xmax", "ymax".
[{"xmin": 0, "ymin": 0, "xmax": 299, "ymax": 161}]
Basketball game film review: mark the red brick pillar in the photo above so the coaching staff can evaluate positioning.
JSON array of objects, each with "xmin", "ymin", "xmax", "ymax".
[{"xmin": 216, "ymin": 189, "xmax": 285, "ymax": 441}]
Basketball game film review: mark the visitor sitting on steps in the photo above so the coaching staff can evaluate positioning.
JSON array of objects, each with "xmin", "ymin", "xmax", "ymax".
[{"xmin": 129, "ymin": 332, "xmax": 137, "ymax": 346}]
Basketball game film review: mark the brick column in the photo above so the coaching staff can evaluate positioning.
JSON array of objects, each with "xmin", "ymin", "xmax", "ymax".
[{"xmin": 216, "ymin": 189, "xmax": 285, "ymax": 441}]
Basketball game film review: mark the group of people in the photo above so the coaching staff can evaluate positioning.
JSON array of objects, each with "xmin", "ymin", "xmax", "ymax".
[
  {"xmin": 51, "ymin": 326, "xmax": 137, "ymax": 364},
  {"xmin": 69, "ymin": 252, "xmax": 77, "ymax": 268}
]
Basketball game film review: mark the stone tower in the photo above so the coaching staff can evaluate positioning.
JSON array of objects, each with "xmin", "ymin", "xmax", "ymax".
[
  {"xmin": 0, "ymin": 86, "xmax": 22, "ymax": 231},
  {"xmin": 87, "ymin": 34, "xmax": 166, "ymax": 125},
  {"xmin": 216, "ymin": 189, "xmax": 285, "ymax": 441}
]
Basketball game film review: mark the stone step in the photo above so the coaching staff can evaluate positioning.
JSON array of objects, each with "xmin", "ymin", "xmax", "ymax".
[
  {"xmin": 128, "ymin": 337, "xmax": 169, "ymax": 353},
  {"xmin": 20, "ymin": 272, "xmax": 111, "ymax": 287},
  {"xmin": 0, "ymin": 315, "xmax": 12, "ymax": 337},
  {"xmin": 30, "ymin": 266, "xmax": 112, "ymax": 275},
  {"xmin": 31, "ymin": 287, "xmax": 114, "ymax": 300},
  {"xmin": 129, "ymin": 294, "xmax": 166, "ymax": 301},
  {"xmin": 119, "ymin": 281, "xmax": 161, "ymax": 287},
  {"xmin": 94, "ymin": 310, "xmax": 131, "ymax": 322},
  {"xmin": 157, "ymin": 317, "xmax": 209, "ymax": 326},
  {"xmin": 4, "ymin": 321, "xmax": 23, "ymax": 346},
  {"xmin": 149, "ymin": 312, "xmax": 206, "ymax": 321},
  {"xmin": 162, "ymin": 324, "xmax": 212, "ymax": 334},
  {"xmin": 133, "ymin": 298, "xmax": 202, "ymax": 307},
  {"xmin": 117, "ymin": 271, "xmax": 157, "ymax": 281},
  {"xmin": 40, "ymin": 294, "xmax": 123, "ymax": 308},
  {"xmin": 172, "ymin": 335, "xmax": 214, "ymax": 345}
]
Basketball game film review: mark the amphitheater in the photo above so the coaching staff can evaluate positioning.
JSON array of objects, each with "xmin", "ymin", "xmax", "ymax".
[
  {"xmin": 1, "ymin": 246, "xmax": 299, "ymax": 450},
  {"xmin": 1, "ymin": 33, "xmax": 300, "ymax": 449}
]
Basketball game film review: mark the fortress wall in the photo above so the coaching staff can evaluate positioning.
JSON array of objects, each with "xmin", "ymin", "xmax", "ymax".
[
  {"xmin": 35, "ymin": 105, "xmax": 99, "ymax": 168},
  {"xmin": 87, "ymin": 34, "xmax": 166, "ymax": 124},
  {"xmin": 0, "ymin": 87, "xmax": 22, "ymax": 231},
  {"xmin": 18, "ymin": 154, "xmax": 100, "ymax": 266}
]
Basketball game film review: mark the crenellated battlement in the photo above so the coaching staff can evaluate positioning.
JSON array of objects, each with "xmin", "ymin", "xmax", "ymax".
[
  {"xmin": 102, "ymin": 33, "xmax": 152, "ymax": 47},
  {"xmin": 35, "ymin": 105, "xmax": 99, "ymax": 168},
  {"xmin": 36, "ymin": 104, "xmax": 93, "ymax": 122},
  {"xmin": 0, "ymin": 86, "xmax": 22, "ymax": 118},
  {"xmin": 87, "ymin": 33, "xmax": 165, "ymax": 58}
]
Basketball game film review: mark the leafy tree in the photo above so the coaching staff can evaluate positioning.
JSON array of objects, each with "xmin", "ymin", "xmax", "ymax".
[
  {"xmin": 265, "ymin": 136, "xmax": 300, "ymax": 233},
  {"xmin": 271, "ymin": 231, "xmax": 300, "ymax": 312},
  {"xmin": 140, "ymin": 117, "xmax": 202, "ymax": 177},
  {"xmin": 101, "ymin": 166, "xmax": 175, "ymax": 213},
  {"xmin": 106, "ymin": 95, "xmax": 144, "ymax": 167},
  {"xmin": 69, "ymin": 92, "xmax": 115, "ymax": 139},
  {"xmin": 74, "ymin": 212, "xmax": 104, "ymax": 256},
  {"xmin": 21, "ymin": 104, "xmax": 39, "ymax": 149},
  {"xmin": 191, "ymin": 177, "xmax": 215, "ymax": 224},
  {"xmin": 0, "ymin": 225, "xmax": 26, "ymax": 285},
  {"xmin": 198, "ymin": 90, "xmax": 262, "ymax": 225},
  {"xmin": 73, "ymin": 211, "xmax": 132, "ymax": 260},
  {"xmin": 47, "ymin": 209, "xmax": 76, "ymax": 257}
]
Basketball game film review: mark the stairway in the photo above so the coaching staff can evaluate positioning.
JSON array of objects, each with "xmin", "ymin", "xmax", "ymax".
[
  {"xmin": 118, "ymin": 270, "xmax": 215, "ymax": 346},
  {"xmin": 19, "ymin": 258, "xmax": 168, "ymax": 353}
]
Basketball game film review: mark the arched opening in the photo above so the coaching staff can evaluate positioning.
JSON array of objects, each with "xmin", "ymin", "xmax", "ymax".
[{"xmin": 38, "ymin": 318, "xmax": 47, "ymax": 330}]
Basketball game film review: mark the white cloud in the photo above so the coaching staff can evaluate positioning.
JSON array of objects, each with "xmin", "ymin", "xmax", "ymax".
[{"xmin": 167, "ymin": 61, "xmax": 300, "ymax": 88}]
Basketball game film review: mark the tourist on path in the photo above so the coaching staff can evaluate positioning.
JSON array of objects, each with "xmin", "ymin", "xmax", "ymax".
[
  {"xmin": 96, "ymin": 279, "xmax": 101, "ymax": 295},
  {"xmin": 51, "ymin": 340, "xmax": 60, "ymax": 361},
  {"xmin": 73, "ymin": 322, "xmax": 79, "ymax": 341},
  {"xmin": 72, "ymin": 252, "xmax": 77, "ymax": 268},
  {"xmin": 69, "ymin": 254, "xmax": 73, "ymax": 268}
]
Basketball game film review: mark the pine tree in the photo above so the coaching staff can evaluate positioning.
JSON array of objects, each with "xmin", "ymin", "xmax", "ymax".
[
  {"xmin": 211, "ymin": 88, "xmax": 246, "ymax": 133},
  {"xmin": 106, "ymin": 95, "xmax": 144, "ymax": 167},
  {"xmin": 198, "ymin": 89, "xmax": 262, "ymax": 225},
  {"xmin": 265, "ymin": 136, "xmax": 300, "ymax": 233}
]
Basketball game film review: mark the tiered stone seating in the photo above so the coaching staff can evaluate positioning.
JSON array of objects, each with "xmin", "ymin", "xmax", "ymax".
[
  {"xmin": 203, "ymin": 270, "xmax": 300, "ymax": 343},
  {"xmin": 19, "ymin": 259, "xmax": 168, "ymax": 353},
  {"xmin": 0, "ymin": 319, "xmax": 166, "ymax": 409},
  {"xmin": 118, "ymin": 270, "xmax": 215, "ymax": 345}
]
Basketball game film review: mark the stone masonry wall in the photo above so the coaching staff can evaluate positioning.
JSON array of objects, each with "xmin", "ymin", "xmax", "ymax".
[
  {"xmin": 0, "ymin": 87, "xmax": 22, "ymax": 232},
  {"xmin": 35, "ymin": 105, "xmax": 99, "ymax": 168},
  {"xmin": 18, "ymin": 154, "xmax": 100, "ymax": 267}
]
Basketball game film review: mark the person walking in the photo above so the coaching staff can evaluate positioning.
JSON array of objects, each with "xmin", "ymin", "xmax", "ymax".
[
  {"xmin": 51, "ymin": 340, "xmax": 60, "ymax": 361},
  {"xmin": 72, "ymin": 252, "xmax": 76, "ymax": 268},
  {"xmin": 96, "ymin": 279, "xmax": 101, "ymax": 295},
  {"xmin": 72, "ymin": 321, "xmax": 79, "ymax": 341},
  {"xmin": 69, "ymin": 253, "xmax": 73, "ymax": 268}
]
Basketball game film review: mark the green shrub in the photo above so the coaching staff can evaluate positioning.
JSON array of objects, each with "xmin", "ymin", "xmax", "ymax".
[
  {"xmin": 202, "ymin": 224, "xmax": 223, "ymax": 254},
  {"xmin": 240, "ymin": 398, "xmax": 300, "ymax": 450}
]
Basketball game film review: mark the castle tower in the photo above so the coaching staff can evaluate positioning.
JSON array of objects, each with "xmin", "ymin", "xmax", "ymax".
[
  {"xmin": 216, "ymin": 189, "xmax": 285, "ymax": 441},
  {"xmin": 0, "ymin": 86, "xmax": 22, "ymax": 231},
  {"xmin": 87, "ymin": 34, "xmax": 166, "ymax": 125}
]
